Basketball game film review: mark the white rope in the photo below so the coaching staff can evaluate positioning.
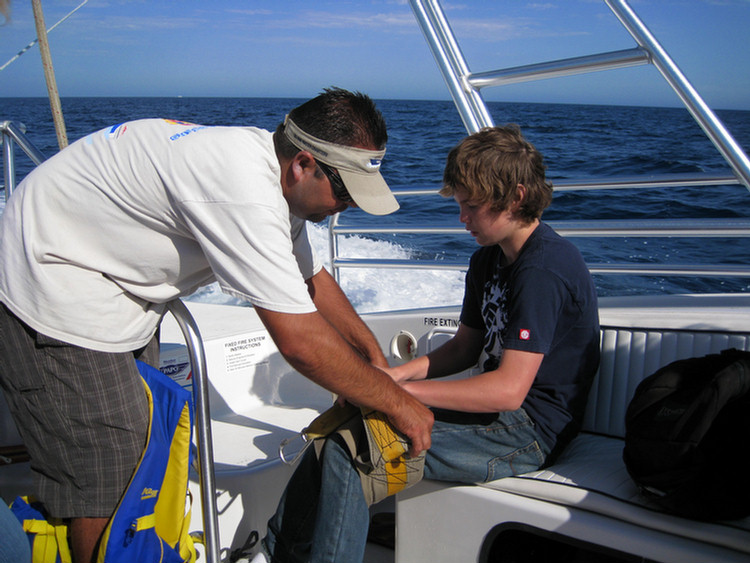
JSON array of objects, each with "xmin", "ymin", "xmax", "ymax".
[{"xmin": 0, "ymin": 0, "xmax": 88, "ymax": 72}]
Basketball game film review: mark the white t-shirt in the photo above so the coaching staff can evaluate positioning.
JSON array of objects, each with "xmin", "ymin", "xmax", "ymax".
[{"xmin": 0, "ymin": 119, "xmax": 322, "ymax": 352}]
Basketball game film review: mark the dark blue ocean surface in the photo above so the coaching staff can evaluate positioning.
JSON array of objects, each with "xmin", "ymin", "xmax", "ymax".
[{"xmin": 2, "ymin": 97, "xmax": 750, "ymax": 297}]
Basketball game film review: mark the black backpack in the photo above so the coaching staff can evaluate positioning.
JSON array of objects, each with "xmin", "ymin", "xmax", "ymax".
[{"xmin": 623, "ymin": 348, "xmax": 750, "ymax": 520}]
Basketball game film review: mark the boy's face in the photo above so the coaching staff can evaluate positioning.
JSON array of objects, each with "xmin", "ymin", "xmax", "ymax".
[{"xmin": 454, "ymin": 189, "xmax": 514, "ymax": 247}]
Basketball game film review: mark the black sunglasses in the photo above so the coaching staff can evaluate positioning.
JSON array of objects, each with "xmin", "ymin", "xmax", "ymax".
[{"xmin": 316, "ymin": 160, "xmax": 354, "ymax": 204}]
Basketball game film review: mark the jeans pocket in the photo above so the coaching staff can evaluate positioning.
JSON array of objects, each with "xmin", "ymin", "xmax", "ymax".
[{"xmin": 488, "ymin": 440, "xmax": 546, "ymax": 480}]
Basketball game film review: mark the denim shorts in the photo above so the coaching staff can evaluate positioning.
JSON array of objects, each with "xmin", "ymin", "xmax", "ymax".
[
  {"xmin": 0, "ymin": 303, "xmax": 158, "ymax": 518},
  {"xmin": 424, "ymin": 408, "xmax": 550, "ymax": 483}
]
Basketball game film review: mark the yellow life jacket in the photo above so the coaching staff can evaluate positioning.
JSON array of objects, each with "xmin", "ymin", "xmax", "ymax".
[
  {"xmin": 10, "ymin": 360, "xmax": 197, "ymax": 563},
  {"xmin": 96, "ymin": 360, "xmax": 197, "ymax": 563}
]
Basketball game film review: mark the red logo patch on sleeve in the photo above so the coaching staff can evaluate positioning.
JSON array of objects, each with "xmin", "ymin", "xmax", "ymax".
[{"xmin": 519, "ymin": 329, "xmax": 531, "ymax": 340}]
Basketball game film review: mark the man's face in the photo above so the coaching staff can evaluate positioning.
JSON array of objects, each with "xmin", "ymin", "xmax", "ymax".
[{"xmin": 288, "ymin": 164, "xmax": 355, "ymax": 223}]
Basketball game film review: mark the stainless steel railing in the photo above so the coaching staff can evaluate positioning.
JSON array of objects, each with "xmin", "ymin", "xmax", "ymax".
[
  {"xmin": 330, "ymin": 174, "xmax": 750, "ymax": 282},
  {"xmin": 606, "ymin": 0, "xmax": 750, "ymax": 191},
  {"xmin": 1, "ymin": 120, "xmax": 48, "ymax": 199},
  {"xmin": 406, "ymin": 0, "xmax": 750, "ymax": 191},
  {"xmin": 166, "ymin": 300, "xmax": 221, "ymax": 563},
  {"xmin": 327, "ymin": 0, "xmax": 750, "ymax": 286}
]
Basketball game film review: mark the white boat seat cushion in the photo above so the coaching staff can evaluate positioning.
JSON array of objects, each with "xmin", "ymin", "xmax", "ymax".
[
  {"xmin": 482, "ymin": 433, "xmax": 750, "ymax": 555},
  {"xmin": 583, "ymin": 327, "xmax": 750, "ymax": 437}
]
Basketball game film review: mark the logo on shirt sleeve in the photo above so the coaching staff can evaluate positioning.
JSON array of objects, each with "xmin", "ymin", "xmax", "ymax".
[{"xmin": 519, "ymin": 328, "xmax": 531, "ymax": 341}]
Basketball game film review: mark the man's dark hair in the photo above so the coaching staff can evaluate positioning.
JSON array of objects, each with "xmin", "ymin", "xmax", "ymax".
[{"xmin": 274, "ymin": 87, "xmax": 388, "ymax": 158}]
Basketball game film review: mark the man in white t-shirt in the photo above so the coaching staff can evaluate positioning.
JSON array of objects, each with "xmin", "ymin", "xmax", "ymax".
[{"xmin": 0, "ymin": 87, "xmax": 433, "ymax": 563}]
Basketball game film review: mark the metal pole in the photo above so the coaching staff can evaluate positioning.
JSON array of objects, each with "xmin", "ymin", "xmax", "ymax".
[
  {"xmin": 2, "ymin": 131, "xmax": 14, "ymax": 201},
  {"xmin": 1, "ymin": 120, "xmax": 48, "ymax": 200},
  {"xmin": 1, "ymin": 121, "xmax": 47, "ymax": 166},
  {"xmin": 606, "ymin": 0, "xmax": 750, "ymax": 191},
  {"xmin": 468, "ymin": 47, "xmax": 650, "ymax": 89},
  {"xmin": 166, "ymin": 300, "xmax": 221, "ymax": 563},
  {"xmin": 409, "ymin": 0, "xmax": 493, "ymax": 133},
  {"xmin": 329, "ymin": 213, "xmax": 341, "ymax": 284},
  {"xmin": 31, "ymin": 0, "xmax": 68, "ymax": 149}
]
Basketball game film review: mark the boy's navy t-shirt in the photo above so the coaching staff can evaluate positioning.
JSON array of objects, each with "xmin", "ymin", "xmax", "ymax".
[{"xmin": 460, "ymin": 222, "xmax": 600, "ymax": 455}]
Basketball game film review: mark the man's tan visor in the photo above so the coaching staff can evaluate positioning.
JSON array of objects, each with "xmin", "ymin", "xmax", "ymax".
[{"xmin": 284, "ymin": 116, "xmax": 399, "ymax": 215}]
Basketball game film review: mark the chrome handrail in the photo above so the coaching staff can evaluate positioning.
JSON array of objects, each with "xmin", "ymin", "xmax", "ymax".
[
  {"xmin": 166, "ymin": 300, "xmax": 221, "ymax": 563},
  {"xmin": 605, "ymin": 0, "xmax": 750, "ymax": 191},
  {"xmin": 1, "ymin": 121, "xmax": 48, "ymax": 199},
  {"xmin": 332, "ymin": 257, "xmax": 750, "ymax": 279},
  {"xmin": 330, "ymin": 212, "xmax": 750, "ymax": 281},
  {"xmin": 408, "ymin": 0, "xmax": 492, "ymax": 132},
  {"xmin": 467, "ymin": 48, "xmax": 650, "ymax": 90},
  {"xmin": 548, "ymin": 173, "xmax": 742, "ymax": 192},
  {"xmin": 327, "ymin": 0, "xmax": 750, "ymax": 289},
  {"xmin": 406, "ymin": 0, "xmax": 750, "ymax": 191}
]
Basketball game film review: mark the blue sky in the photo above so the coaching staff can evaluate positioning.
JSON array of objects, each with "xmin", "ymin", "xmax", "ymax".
[{"xmin": 1, "ymin": 0, "xmax": 749, "ymax": 110}]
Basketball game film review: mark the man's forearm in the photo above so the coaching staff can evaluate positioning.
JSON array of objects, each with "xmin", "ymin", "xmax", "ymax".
[
  {"xmin": 306, "ymin": 268, "xmax": 387, "ymax": 366},
  {"xmin": 255, "ymin": 306, "xmax": 433, "ymax": 454}
]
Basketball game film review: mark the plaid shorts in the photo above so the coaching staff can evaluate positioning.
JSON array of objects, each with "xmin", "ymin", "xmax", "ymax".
[{"xmin": 0, "ymin": 303, "xmax": 159, "ymax": 518}]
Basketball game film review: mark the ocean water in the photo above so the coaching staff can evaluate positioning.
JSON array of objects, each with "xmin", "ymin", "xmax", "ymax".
[{"xmin": 2, "ymin": 97, "xmax": 750, "ymax": 312}]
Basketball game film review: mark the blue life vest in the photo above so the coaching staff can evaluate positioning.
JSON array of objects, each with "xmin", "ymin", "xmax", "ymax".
[
  {"xmin": 9, "ymin": 496, "xmax": 71, "ymax": 563},
  {"xmin": 10, "ymin": 360, "xmax": 197, "ymax": 563}
]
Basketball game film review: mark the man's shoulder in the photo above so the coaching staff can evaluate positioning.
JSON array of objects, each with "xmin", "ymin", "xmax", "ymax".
[{"xmin": 121, "ymin": 119, "xmax": 272, "ymax": 144}]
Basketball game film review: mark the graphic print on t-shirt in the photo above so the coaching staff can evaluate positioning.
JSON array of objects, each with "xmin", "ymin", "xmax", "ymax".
[{"xmin": 481, "ymin": 268, "xmax": 508, "ymax": 372}]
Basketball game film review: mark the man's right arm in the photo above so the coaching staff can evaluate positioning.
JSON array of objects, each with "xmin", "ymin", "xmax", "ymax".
[{"xmin": 254, "ymin": 306, "xmax": 433, "ymax": 456}]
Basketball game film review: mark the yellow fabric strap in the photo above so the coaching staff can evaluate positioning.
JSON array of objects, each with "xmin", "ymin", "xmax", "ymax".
[
  {"xmin": 136, "ymin": 513, "xmax": 156, "ymax": 531},
  {"xmin": 384, "ymin": 459, "xmax": 408, "ymax": 497},
  {"xmin": 55, "ymin": 523, "xmax": 72, "ymax": 563},
  {"xmin": 23, "ymin": 518, "xmax": 72, "ymax": 563},
  {"xmin": 23, "ymin": 518, "xmax": 56, "ymax": 535},
  {"xmin": 178, "ymin": 494, "xmax": 198, "ymax": 562},
  {"xmin": 361, "ymin": 408, "xmax": 411, "ymax": 498}
]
